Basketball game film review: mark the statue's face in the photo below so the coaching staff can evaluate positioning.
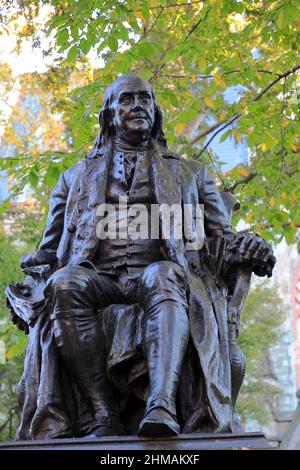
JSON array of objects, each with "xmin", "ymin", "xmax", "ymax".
[{"xmin": 109, "ymin": 77, "xmax": 155, "ymax": 140}]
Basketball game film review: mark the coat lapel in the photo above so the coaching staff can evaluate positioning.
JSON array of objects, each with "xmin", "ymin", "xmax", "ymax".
[
  {"xmin": 86, "ymin": 147, "xmax": 111, "ymax": 209},
  {"xmin": 68, "ymin": 146, "xmax": 112, "ymax": 264},
  {"xmin": 151, "ymin": 150, "xmax": 182, "ymax": 207},
  {"xmin": 151, "ymin": 150, "xmax": 188, "ymax": 272}
]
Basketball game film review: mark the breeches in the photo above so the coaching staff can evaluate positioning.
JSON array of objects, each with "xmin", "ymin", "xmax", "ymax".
[
  {"xmin": 45, "ymin": 260, "xmax": 189, "ymax": 322},
  {"xmin": 44, "ymin": 260, "xmax": 190, "ymax": 420}
]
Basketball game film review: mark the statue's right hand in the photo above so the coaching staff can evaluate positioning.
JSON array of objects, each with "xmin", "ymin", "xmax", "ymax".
[
  {"xmin": 10, "ymin": 309, "xmax": 29, "ymax": 335},
  {"xmin": 20, "ymin": 250, "xmax": 57, "ymax": 269}
]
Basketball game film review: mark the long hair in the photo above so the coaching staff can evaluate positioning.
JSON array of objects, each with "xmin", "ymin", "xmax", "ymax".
[{"xmin": 90, "ymin": 75, "xmax": 167, "ymax": 157}]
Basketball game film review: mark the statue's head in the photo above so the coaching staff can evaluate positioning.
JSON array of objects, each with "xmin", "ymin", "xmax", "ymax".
[{"xmin": 99, "ymin": 75, "xmax": 167, "ymax": 148}]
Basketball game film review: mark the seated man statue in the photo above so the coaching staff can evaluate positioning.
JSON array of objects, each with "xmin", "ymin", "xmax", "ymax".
[{"xmin": 7, "ymin": 75, "xmax": 276, "ymax": 440}]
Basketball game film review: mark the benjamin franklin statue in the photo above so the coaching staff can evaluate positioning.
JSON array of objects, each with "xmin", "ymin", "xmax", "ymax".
[{"xmin": 7, "ymin": 75, "xmax": 276, "ymax": 440}]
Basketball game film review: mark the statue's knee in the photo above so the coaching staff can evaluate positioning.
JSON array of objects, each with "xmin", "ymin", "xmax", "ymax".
[
  {"xmin": 45, "ymin": 266, "xmax": 93, "ymax": 305},
  {"xmin": 141, "ymin": 261, "xmax": 184, "ymax": 288},
  {"xmin": 46, "ymin": 266, "xmax": 77, "ymax": 294},
  {"xmin": 45, "ymin": 266, "xmax": 100, "ymax": 317}
]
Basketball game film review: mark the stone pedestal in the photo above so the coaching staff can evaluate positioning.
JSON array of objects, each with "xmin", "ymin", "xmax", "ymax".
[{"xmin": 0, "ymin": 432, "xmax": 269, "ymax": 450}]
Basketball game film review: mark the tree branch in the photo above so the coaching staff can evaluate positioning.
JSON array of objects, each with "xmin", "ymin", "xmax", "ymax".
[
  {"xmin": 160, "ymin": 69, "xmax": 278, "ymax": 80},
  {"xmin": 194, "ymin": 113, "xmax": 240, "ymax": 157},
  {"xmin": 225, "ymin": 160, "xmax": 298, "ymax": 194},
  {"xmin": 253, "ymin": 64, "xmax": 300, "ymax": 103},
  {"xmin": 150, "ymin": 4, "xmax": 210, "ymax": 81},
  {"xmin": 191, "ymin": 120, "xmax": 228, "ymax": 144},
  {"xmin": 134, "ymin": 1, "xmax": 204, "ymax": 12},
  {"xmin": 185, "ymin": 6, "xmax": 211, "ymax": 40},
  {"xmin": 138, "ymin": 7, "xmax": 164, "ymax": 42},
  {"xmin": 227, "ymin": 172, "xmax": 257, "ymax": 192},
  {"xmin": 193, "ymin": 64, "xmax": 300, "ymax": 157},
  {"xmin": 238, "ymin": 222, "xmax": 300, "ymax": 234}
]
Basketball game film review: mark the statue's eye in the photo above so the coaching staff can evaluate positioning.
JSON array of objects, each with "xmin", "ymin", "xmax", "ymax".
[
  {"xmin": 141, "ymin": 95, "xmax": 151, "ymax": 104},
  {"xmin": 120, "ymin": 95, "xmax": 131, "ymax": 104}
]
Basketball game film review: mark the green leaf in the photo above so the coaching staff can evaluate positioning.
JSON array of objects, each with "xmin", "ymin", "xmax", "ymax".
[
  {"xmin": 277, "ymin": 10, "xmax": 287, "ymax": 29},
  {"xmin": 79, "ymin": 38, "xmax": 90, "ymax": 54},
  {"xmin": 67, "ymin": 45, "xmax": 79, "ymax": 61},
  {"xmin": 118, "ymin": 25, "xmax": 129, "ymax": 42},
  {"xmin": 56, "ymin": 28, "xmax": 69, "ymax": 46},
  {"xmin": 71, "ymin": 25, "xmax": 79, "ymax": 41},
  {"xmin": 28, "ymin": 171, "xmax": 39, "ymax": 188},
  {"xmin": 107, "ymin": 36, "xmax": 118, "ymax": 52},
  {"xmin": 219, "ymin": 129, "xmax": 232, "ymax": 142}
]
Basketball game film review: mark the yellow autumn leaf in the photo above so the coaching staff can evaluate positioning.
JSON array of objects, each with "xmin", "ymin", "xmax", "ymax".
[
  {"xmin": 238, "ymin": 167, "xmax": 250, "ymax": 177},
  {"xmin": 214, "ymin": 72, "xmax": 226, "ymax": 89},
  {"xmin": 135, "ymin": 11, "xmax": 145, "ymax": 22},
  {"xmin": 269, "ymin": 196, "xmax": 275, "ymax": 207},
  {"xmin": 107, "ymin": 63, "xmax": 114, "ymax": 73},
  {"xmin": 6, "ymin": 350, "xmax": 14, "ymax": 360},
  {"xmin": 290, "ymin": 221, "xmax": 296, "ymax": 229},
  {"xmin": 175, "ymin": 123, "xmax": 185, "ymax": 134},
  {"xmin": 261, "ymin": 142, "xmax": 268, "ymax": 152},
  {"xmin": 245, "ymin": 210, "xmax": 253, "ymax": 223},
  {"xmin": 281, "ymin": 118, "xmax": 289, "ymax": 128},
  {"xmin": 235, "ymin": 130, "xmax": 242, "ymax": 144},
  {"xmin": 220, "ymin": 111, "xmax": 227, "ymax": 121},
  {"xmin": 291, "ymin": 143, "xmax": 298, "ymax": 152},
  {"xmin": 204, "ymin": 97, "xmax": 214, "ymax": 108},
  {"xmin": 191, "ymin": 74, "xmax": 197, "ymax": 84}
]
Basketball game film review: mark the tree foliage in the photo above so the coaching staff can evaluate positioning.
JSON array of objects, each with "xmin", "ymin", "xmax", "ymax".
[
  {"xmin": 237, "ymin": 279, "xmax": 286, "ymax": 425},
  {"xmin": 0, "ymin": 210, "xmax": 41, "ymax": 441},
  {"xmin": 0, "ymin": 0, "xmax": 299, "ymax": 246},
  {"xmin": 0, "ymin": 235, "xmax": 29, "ymax": 441}
]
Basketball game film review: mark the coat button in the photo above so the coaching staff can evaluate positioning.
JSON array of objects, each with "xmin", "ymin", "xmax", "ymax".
[{"xmin": 67, "ymin": 223, "xmax": 76, "ymax": 233}]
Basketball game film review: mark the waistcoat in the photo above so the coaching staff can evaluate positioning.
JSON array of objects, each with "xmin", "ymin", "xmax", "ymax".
[{"xmin": 94, "ymin": 150, "xmax": 163, "ymax": 273}]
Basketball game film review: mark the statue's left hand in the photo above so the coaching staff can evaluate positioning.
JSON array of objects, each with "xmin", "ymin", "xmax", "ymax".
[
  {"xmin": 223, "ymin": 233, "xmax": 276, "ymax": 278},
  {"xmin": 238, "ymin": 233, "xmax": 276, "ymax": 277}
]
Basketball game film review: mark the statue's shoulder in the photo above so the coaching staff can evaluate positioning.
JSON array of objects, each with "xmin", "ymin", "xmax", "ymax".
[
  {"xmin": 61, "ymin": 160, "xmax": 83, "ymax": 188},
  {"xmin": 160, "ymin": 150, "xmax": 205, "ymax": 177},
  {"xmin": 176, "ymin": 153, "xmax": 205, "ymax": 175}
]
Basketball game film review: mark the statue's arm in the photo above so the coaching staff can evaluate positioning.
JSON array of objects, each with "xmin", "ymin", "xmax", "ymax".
[
  {"xmin": 20, "ymin": 173, "xmax": 68, "ymax": 269},
  {"xmin": 196, "ymin": 163, "xmax": 232, "ymax": 235},
  {"xmin": 195, "ymin": 162, "xmax": 276, "ymax": 278}
]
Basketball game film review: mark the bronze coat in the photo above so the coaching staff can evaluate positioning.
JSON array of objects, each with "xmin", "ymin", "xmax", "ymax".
[
  {"xmin": 39, "ymin": 145, "xmax": 235, "ymax": 430},
  {"xmin": 17, "ymin": 145, "xmax": 239, "ymax": 438}
]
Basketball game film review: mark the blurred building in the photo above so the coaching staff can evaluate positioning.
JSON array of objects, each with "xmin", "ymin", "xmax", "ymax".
[
  {"xmin": 292, "ymin": 260, "xmax": 300, "ymax": 391},
  {"xmin": 247, "ymin": 244, "xmax": 299, "ymax": 446}
]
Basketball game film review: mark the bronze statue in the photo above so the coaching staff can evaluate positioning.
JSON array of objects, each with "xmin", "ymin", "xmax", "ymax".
[{"xmin": 6, "ymin": 75, "xmax": 276, "ymax": 440}]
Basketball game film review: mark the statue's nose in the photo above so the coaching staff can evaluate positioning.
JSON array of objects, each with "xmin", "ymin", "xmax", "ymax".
[{"xmin": 132, "ymin": 96, "xmax": 144, "ymax": 109}]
